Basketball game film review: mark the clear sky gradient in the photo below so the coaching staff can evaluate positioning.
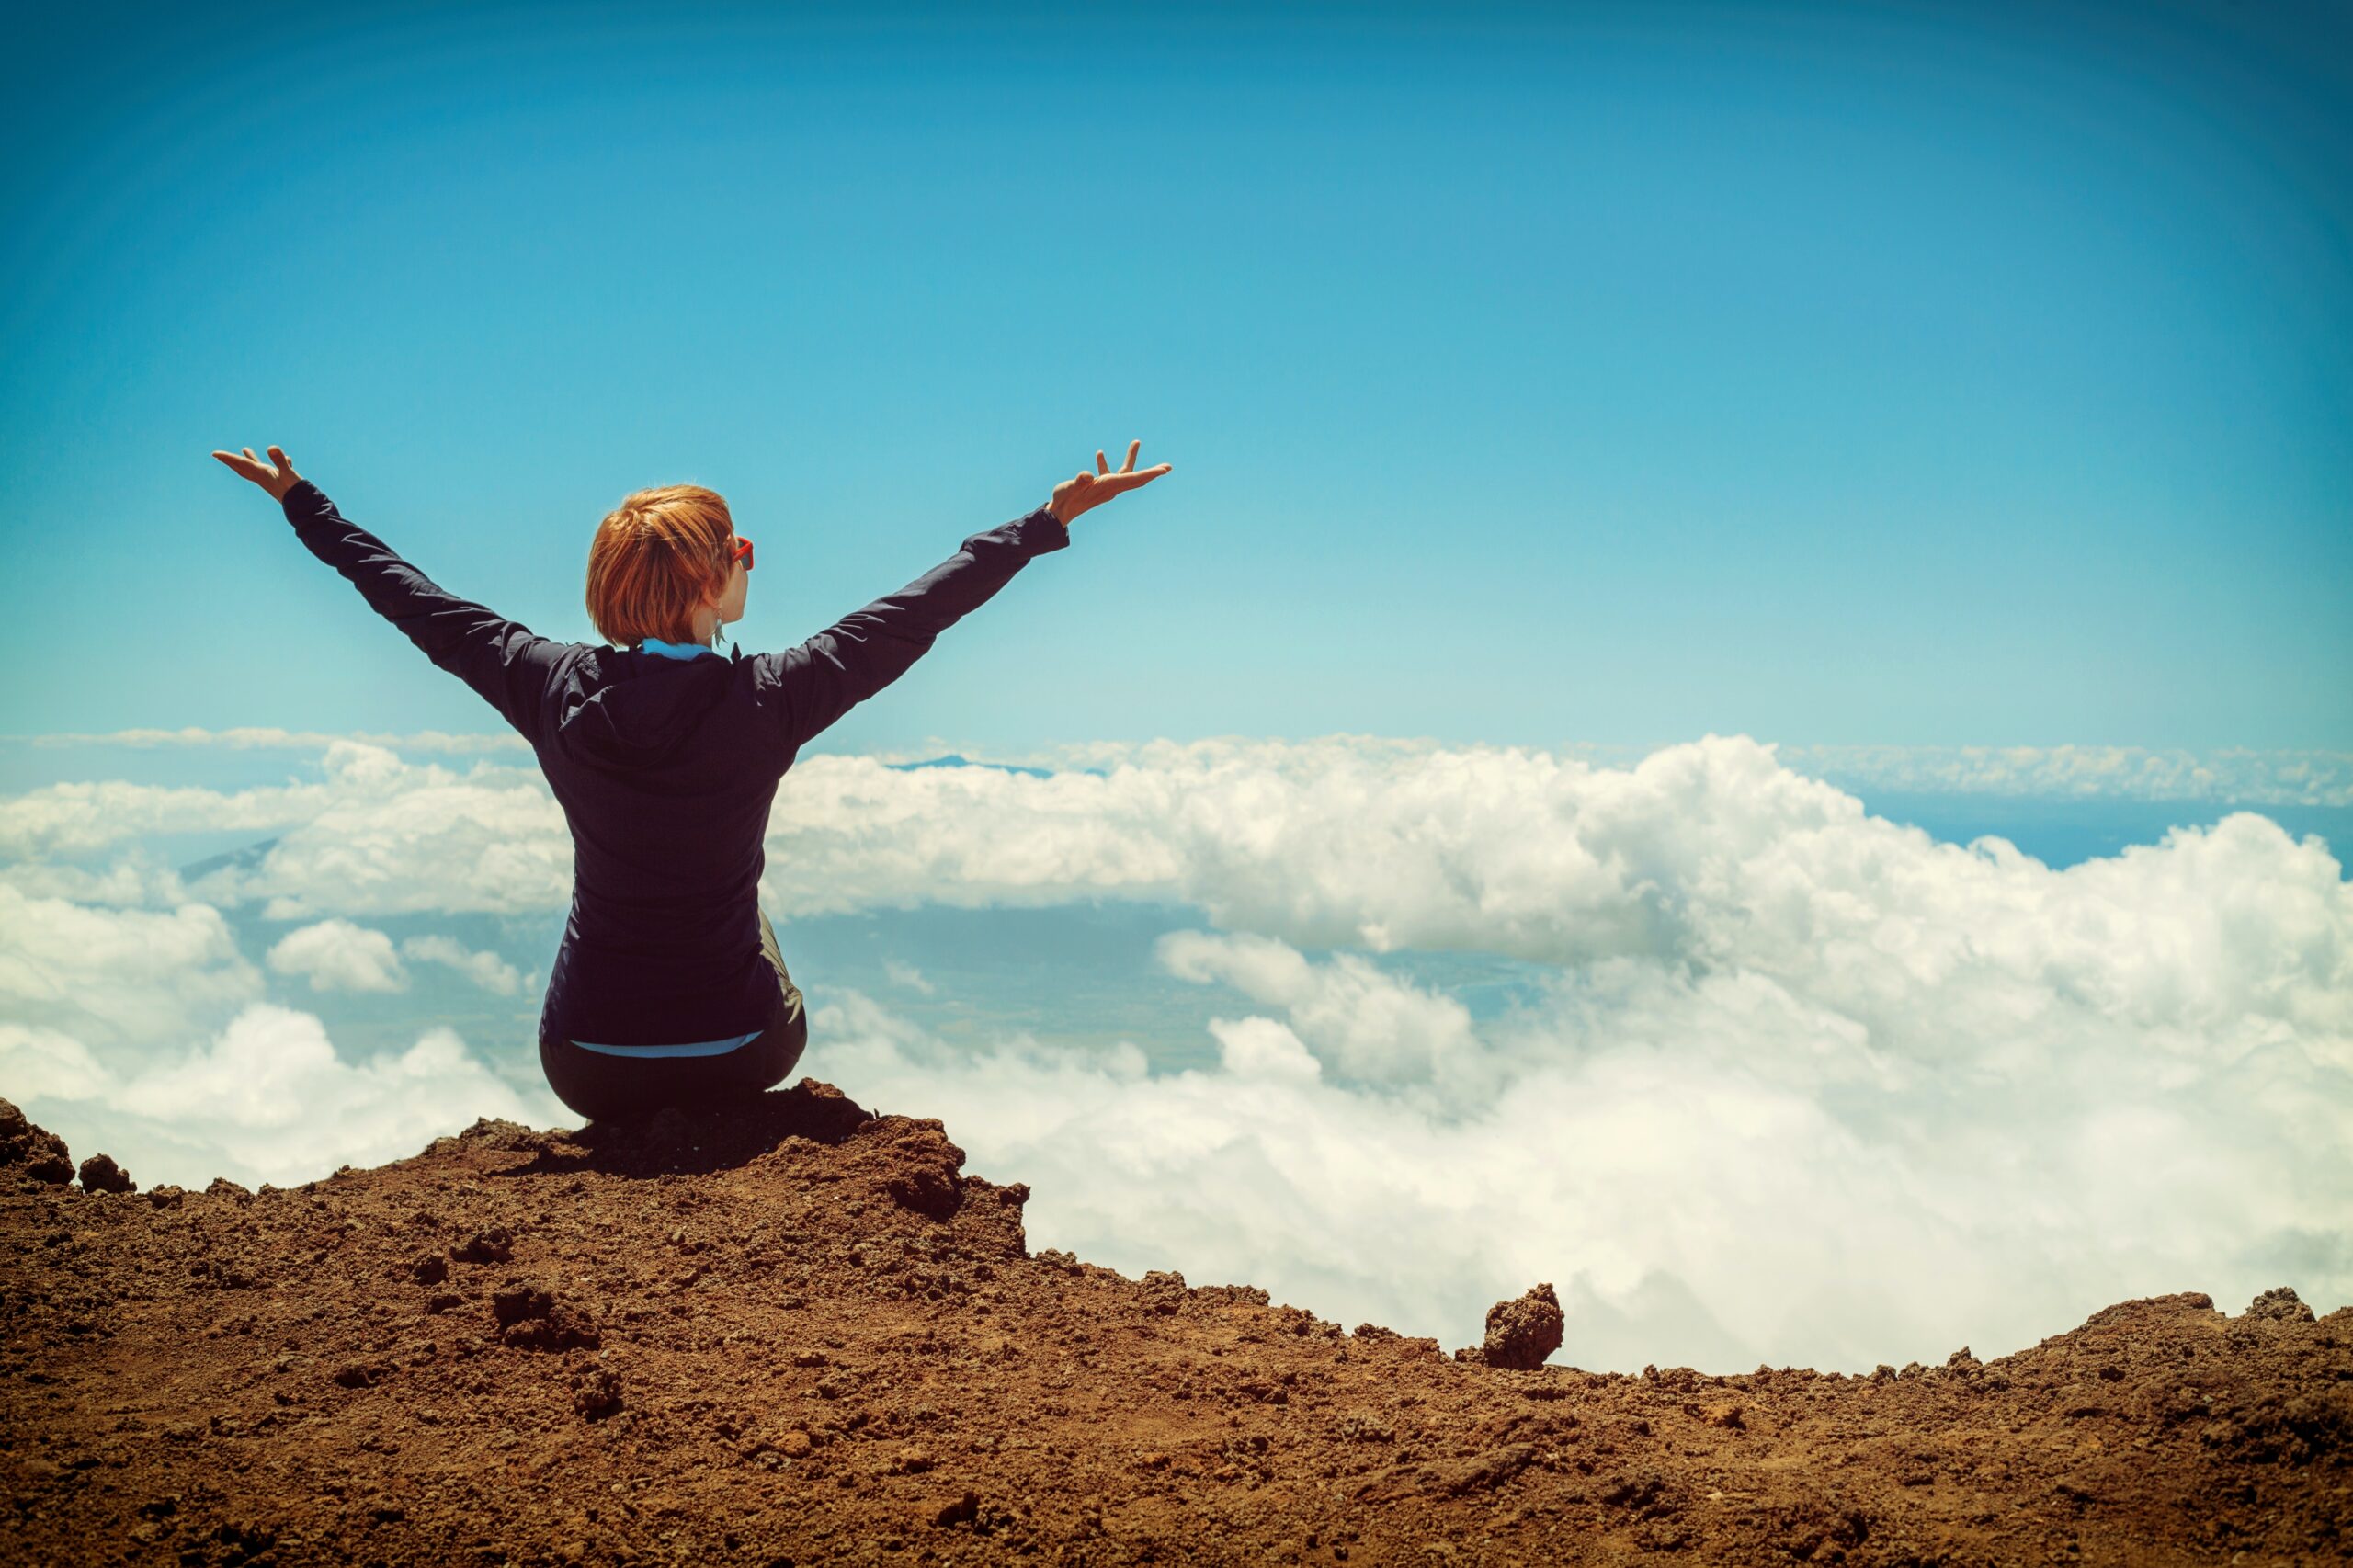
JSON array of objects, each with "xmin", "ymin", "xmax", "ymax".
[{"xmin": 3, "ymin": 0, "xmax": 2347, "ymax": 754}]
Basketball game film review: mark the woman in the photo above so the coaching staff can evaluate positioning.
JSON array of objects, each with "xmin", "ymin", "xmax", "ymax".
[{"xmin": 210, "ymin": 439, "xmax": 1173, "ymax": 1123}]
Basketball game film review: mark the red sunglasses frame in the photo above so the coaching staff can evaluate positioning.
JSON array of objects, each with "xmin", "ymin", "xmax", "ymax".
[{"xmin": 728, "ymin": 535, "xmax": 754, "ymax": 572}]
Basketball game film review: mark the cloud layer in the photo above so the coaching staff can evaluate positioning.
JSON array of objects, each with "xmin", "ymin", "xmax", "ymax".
[
  {"xmin": 0, "ymin": 1005, "xmax": 560, "ymax": 1189},
  {"xmin": 1, "ymin": 730, "xmax": 2346, "ymax": 1370}
]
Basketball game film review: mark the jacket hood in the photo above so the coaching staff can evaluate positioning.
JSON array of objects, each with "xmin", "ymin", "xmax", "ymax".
[{"xmin": 553, "ymin": 645, "xmax": 742, "ymax": 767}]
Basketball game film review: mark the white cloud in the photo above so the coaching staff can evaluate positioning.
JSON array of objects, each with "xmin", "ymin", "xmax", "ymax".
[
  {"xmin": 1000, "ymin": 736, "xmax": 2353, "ymax": 806},
  {"xmin": 1768, "ymin": 742, "xmax": 2353, "ymax": 806},
  {"xmin": 0, "ymin": 846, "xmax": 196, "ymax": 908},
  {"xmin": 759, "ymin": 742, "xmax": 2347, "ymax": 1047},
  {"xmin": 0, "ymin": 884, "xmax": 264, "ymax": 1050},
  {"xmin": 9, "ymin": 733, "xmax": 2340, "ymax": 930},
  {"xmin": 812, "ymin": 887, "xmax": 2350, "ymax": 1376},
  {"xmin": 0, "ymin": 774, "xmax": 335, "ymax": 860},
  {"xmin": 267, "ymin": 919, "xmax": 409, "ymax": 993},
  {"xmin": 0, "ymin": 741, "xmax": 566, "ymax": 909},
  {"xmin": 0, "ymin": 1022, "xmax": 115, "ymax": 1100},
  {"xmin": 1208, "ymin": 1015, "xmax": 1323, "ymax": 1083},
  {"xmin": 178, "ymin": 742, "xmax": 569, "ymax": 916},
  {"xmin": 749, "ymin": 735, "xmax": 2351, "ymax": 1370},
  {"xmin": 0, "ymin": 1004, "xmax": 567, "ymax": 1190},
  {"xmin": 5, "ymin": 725, "xmax": 526, "ymax": 755},
  {"xmin": 399, "ymin": 934, "xmax": 524, "ymax": 995},
  {"xmin": 1158, "ymin": 929, "xmax": 1480, "ymax": 1090},
  {"xmin": 882, "ymin": 958, "xmax": 936, "ymax": 995},
  {"xmin": 14, "ymin": 724, "xmax": 2340, "ymax": 801}
]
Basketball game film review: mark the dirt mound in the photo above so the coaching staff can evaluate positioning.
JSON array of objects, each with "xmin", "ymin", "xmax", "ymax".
[{"xmin": 2, "ymin": 1087, "xmax": 2346, "ymax": 1565}]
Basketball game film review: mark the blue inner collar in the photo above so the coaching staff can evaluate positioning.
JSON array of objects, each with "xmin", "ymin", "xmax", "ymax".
[{"xmin": 639, "ymin": 636, "xmax": 719, "ymax": 661}]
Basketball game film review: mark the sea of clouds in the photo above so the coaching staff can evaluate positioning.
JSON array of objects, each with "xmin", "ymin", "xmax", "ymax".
[{"xmin": 2, "ymin": 731, "xmax": 2347, "ymax": 1374}]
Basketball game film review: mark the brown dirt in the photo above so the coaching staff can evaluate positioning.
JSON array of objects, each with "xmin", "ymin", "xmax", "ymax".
[{"xmin": 2, "ymin": 1086, "xmax": 2347, "ymax": 1566}]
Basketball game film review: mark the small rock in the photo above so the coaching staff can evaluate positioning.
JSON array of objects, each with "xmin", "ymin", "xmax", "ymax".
[
  {"xmin": 411, "ymin": 1252, "xmax": 449, "ymax": 1285},
  {"xmin": 1475, "ymin": 1283, "xmax": 1565, "ymax": 1371},
  {"xmin": 1141, "ymin": 1269, "xmax": 1189, "ymax": 1314},
  {"xmin": 779, "ymin": 1430, "xmax": 813, "ymax": 1458},
  {"xmin": 2245, "ymin": 1287, "xmax": 2315, "ymax": 1324},
  {"xmin": 76, "ymin": 1153, "xmax": 135, "ymax": 1194}
]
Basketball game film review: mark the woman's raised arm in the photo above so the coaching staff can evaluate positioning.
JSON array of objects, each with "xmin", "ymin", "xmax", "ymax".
[
  {"xmin": 754, "ymin": 438, "xmax": 1173, "ymax": 751},
  {"xmin": 211, "ymin": 444, "xmax": 571, "ymax": 744},
  {"xmin": 752, "ymin": 503, "xmax": 1069, "ymax": 751}
]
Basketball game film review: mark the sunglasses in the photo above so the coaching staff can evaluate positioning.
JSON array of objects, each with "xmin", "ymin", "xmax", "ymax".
[{"xmin": 728, "ymin": 535, "xmax": 755, "ymax": 572}]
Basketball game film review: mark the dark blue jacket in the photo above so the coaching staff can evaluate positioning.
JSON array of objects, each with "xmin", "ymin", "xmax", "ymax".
[{"xmin": 278, "ymin": 478, "xmax": 1069, "ymax": 1046}]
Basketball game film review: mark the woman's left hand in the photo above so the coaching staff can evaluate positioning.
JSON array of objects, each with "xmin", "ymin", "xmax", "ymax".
[
  {"xmin": 1050, "ymin": 439, "xmax": 1173, "ymax": 526},
  {"xmin": 210, "ymin": 443, "xmax": 304, "ymax": 501}
]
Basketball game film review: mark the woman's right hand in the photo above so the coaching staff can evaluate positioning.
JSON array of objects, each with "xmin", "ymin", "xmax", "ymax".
[
  {"xmin": 1050, "ymin": 439, "xmax": 1172, "ymax": 526},
  {"xmin": 210, "ymin": 443, "xmax": 305, "ymax": 502}
]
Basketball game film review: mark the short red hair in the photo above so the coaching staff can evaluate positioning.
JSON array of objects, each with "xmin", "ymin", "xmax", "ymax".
[{"xmin": 585, "ymin": 484, "xmax": 737, "ymax": 647}]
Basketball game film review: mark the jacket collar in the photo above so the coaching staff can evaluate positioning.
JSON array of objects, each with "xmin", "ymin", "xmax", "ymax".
[{"xmin": 639, "ymin": 636, "xmax": 719, "ymax": 661}]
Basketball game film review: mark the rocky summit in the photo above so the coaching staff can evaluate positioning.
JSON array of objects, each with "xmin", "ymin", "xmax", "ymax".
[{"xmin": 3, "ymin": 1088, "xmax": 2347, "ymax": 1565}]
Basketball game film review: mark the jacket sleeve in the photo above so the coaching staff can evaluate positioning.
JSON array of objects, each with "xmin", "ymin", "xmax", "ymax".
[
  {"xmin": 754, "ymin": 505, "xmax": 1070, "ymax": 751},
  {"xmin": 280, "ymin": 478, "xmax": 569, "ymax": 744}
]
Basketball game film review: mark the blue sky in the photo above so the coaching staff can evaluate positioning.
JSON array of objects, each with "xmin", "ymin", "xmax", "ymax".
[{"xmin": 3, "ymin": 0, "xmax": 2347, "ymax": 753}]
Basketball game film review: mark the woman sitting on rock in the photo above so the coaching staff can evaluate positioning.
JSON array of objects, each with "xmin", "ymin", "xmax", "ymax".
[{"xmin": 210, "ymin": 440, "xmax": 1173, "ymax": 1122}]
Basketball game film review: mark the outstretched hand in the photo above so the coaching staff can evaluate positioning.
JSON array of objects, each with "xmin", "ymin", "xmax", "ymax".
[
  {"xmin": 210, "ymin": 443, "xmax": 304, "ymax": 502},
  {"xmin": 1050, "ymin": 439, "xmax": 1172, "ymax": 526}
]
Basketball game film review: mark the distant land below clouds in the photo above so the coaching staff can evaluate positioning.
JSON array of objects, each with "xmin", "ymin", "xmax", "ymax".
[{"xmin": 8, "ymin": 728, "xmax": 2350, "ymax": 800}]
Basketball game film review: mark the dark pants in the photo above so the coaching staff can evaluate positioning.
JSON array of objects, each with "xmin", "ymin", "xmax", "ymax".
[{"xmin": 538, "ymin": 911, "xmax": 809, "ymax": 1124}]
